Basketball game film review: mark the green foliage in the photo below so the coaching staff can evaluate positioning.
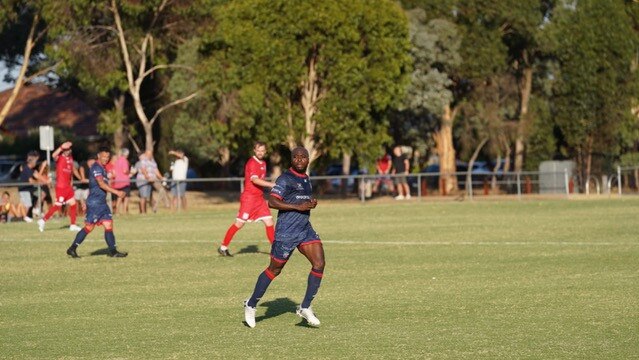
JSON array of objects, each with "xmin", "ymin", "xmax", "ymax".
[
  {"xmin": 524, "ymin": 96, "xmax": 555, "ymax": 170},
  {"xmin": 550, "ymin": 0, "xmax": 637, "ymax": 158},
  {"xmin": 198, "ymin": 0, "xmax": 411, "ymax": 165}
]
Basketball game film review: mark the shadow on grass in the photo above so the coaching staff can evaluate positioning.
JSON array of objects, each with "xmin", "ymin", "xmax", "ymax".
[
  {"xmin": 243, "ymin": 297, "xmax": 297, "ymax": 327},
  {"xmin": 90, "ymin": 248, "xmax": 111, "ymax": 256},
  {"xmin": 236, "ymin": 245, "xmax": 270, "ymax": 255}
]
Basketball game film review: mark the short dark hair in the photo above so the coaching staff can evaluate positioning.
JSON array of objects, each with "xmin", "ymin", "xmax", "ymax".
[
  {"xmin": 87, "ymin": 153, "xmax": 98, "ymax": 160},
  {"xmin": 254, "ymin": 141, "xmax": 266, "ymax": 148},
  {"xmin": 97, "ymin": 146, "xmax": 111, "ymax": 154},
  {"xmin": 27, "ymin": 150, "xmax": 39, "ymax": 158}
]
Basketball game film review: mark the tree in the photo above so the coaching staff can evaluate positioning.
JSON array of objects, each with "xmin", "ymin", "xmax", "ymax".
[
  {"xmin": 402, "ymin": 9, "xmax": 463, "ymax": 192},
  {"xmin": 0, "ymin": 0, "xmax": 63, "ymax": 128},
  {"xmin": 205, "ymin": 0, "xmax": 411, "ymax": 171},
  {"xmin": 550, "ymin": 0, "xmax": 638, "ymax": 184}
]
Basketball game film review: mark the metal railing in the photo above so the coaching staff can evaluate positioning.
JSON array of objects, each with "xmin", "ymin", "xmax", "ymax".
[{"xmin": 3, "ymin": 167, "xmax": 639, "ymax": 209}]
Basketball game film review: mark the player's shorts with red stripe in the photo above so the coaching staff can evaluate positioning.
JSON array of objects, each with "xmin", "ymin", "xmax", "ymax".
[
  {"xmin": 54, "ymin": 186, "xmax": 75, "ymax": 204},
  {"xmin": 236, "ymin": 195, "xmax": 272, "ymax": 222}
]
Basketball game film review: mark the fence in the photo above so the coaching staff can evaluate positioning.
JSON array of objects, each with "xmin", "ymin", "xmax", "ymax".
[{"xmin": 2, "ymin": 166, "xmax": 639, "ymax": 212}]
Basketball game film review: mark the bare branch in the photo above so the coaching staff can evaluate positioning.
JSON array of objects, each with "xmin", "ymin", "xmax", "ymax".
[
  {"xmin": 24, "ymin": 62, "xmax": 60, "ymax": 83},
  {"xmin": 141, "ymin": 64, "xmax": 196, "ymax": 79},
  {"xmin": 148, "ymin": 91, "xmax": 199, "ymax": 125}
]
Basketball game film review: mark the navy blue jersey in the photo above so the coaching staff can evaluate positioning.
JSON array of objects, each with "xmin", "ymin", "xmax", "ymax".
[
  {"xmin": 87, "ymin": 162, "xmax": 108, "ymax": 206},
  {"xmin": 270, "ymin": 169, "xmax": 315, "ymax": 240}
]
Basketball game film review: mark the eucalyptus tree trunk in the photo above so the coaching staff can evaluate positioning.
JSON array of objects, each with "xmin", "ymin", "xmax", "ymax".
[
  {"xmin": 514, "ymin": 65, "xmax": 533, "ymax": 172},
  {"xmin": 0, "ymin": 14, "xmax": 38, "ymax": 128},
  {"xmin": 435, "ymin": 104, "xmax": 458, "ymax": 194}
]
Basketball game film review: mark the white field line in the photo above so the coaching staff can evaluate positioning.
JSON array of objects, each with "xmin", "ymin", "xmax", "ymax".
[{"xmin": 0, "ymin": 238, "xmax": 635, "ymax": 246}]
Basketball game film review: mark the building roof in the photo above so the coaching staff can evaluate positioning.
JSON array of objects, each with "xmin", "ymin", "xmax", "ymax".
[{"xmin": 0, "ymin": 84, "xmax": 99, "ymax": 138}]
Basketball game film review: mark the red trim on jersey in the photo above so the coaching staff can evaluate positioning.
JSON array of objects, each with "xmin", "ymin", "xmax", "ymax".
[
  {"xmin": 289, "ymin": 168, "xmax": 308, "ymax": 178},
  {"xmin": 264, "ymin": 268, "xmax": 277, "ymax": 280},
  {"xmin": 270, "ymin": 255, "xmax": 287, "ymax": 264},
  {"xmin": 270, "ymin": 193, "xmax": 283, "ymax": 200},
  {"xmin": 299, "ymin": 239, "xmax": 322, "ymax": 247},
  {"xmin": 310, "ymin": 270, "xmax": 324, "ymax": 278}
]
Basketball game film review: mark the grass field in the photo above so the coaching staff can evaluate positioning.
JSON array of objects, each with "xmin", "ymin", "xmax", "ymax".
[{"xmin": 1, "ymin": 198, "xmax": 638, "ymax": 359}]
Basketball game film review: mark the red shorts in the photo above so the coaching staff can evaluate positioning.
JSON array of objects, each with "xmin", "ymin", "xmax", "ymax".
[
  {"xmin": 236, "ymin": 196, "xmax": 272, "ymax": 222},
  {"xmin": 54, "ymin": 186, "xmax": 75, "ymax": 205}
]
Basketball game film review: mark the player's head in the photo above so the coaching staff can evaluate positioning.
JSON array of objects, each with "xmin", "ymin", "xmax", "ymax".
[
  {"xmin": 97, "ymin": 146, "xmax": 111, "ymax": 165},
  {"xmin": 120, "ymin": 148, "xmax": 130, "ymax": 157},
  {"xmin": 291, "ymin": 147, "xmax": 309, "ymax": 173},
  {"xmin": 253, "ymin": 141, "xmax": 267, "ymax": 160},
  {"xmin": 87, "ymin": 153, "xmax": 97, "ymax": 166},
  {"xmin": 2, "ymin": 191, "xmax": 9, "ymax": 201},
  {"xmin": 26, "ymin": 150, "xmax": 39, "ymax": 164}
]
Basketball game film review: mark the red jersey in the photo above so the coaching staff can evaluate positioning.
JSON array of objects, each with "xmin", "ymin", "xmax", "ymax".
[
  {"xmin": 377, "ymin": 154, "xmax": 391, "ymax": 173},
  {"xmin": 242, "ymin": 156, "xmax": 267, "ymax": 198},
  {"xmin": 56, "ymin": 154, "xmax": 75, "ymax": 189}
]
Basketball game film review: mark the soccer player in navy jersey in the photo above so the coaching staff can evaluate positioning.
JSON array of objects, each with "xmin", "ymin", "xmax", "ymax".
[
  {"xmin": 66, "ymin": 147, "xmax": 128, "ymax": 258},
  {"xmin": 244, "ymin": 147, "xmax": 325, "ymax": 327}
]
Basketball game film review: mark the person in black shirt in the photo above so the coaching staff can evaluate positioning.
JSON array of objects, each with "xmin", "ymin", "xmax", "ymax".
[
  {"xmin": 392, "ymin": 146, "xmax": 411, "ymax": 200},
  {"xmin": 17, "ymin": 151, "xmax": 44, "ymax": 221}
]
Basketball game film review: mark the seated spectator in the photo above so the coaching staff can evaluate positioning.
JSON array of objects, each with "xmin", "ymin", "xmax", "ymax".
[{"xmin": 1, "ymin": 191, "xmax": 30, "ymax": 223}]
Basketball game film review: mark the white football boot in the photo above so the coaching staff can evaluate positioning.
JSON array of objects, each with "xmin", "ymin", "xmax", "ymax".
[
  {"xmin": 244, "ymin": 300, "xmax": 256, "ymax": 328},
  {"xmin": 37, "ymin": 219, "xmax": 45, "ymax": 232},
  {"xmin": 296, "ymin": 306, "xmax": 320, "ymax": 327}
]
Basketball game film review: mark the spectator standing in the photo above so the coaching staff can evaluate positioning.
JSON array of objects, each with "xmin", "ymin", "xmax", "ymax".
[
  {"xmin": 17, "ymin": 151, "xmax": 43, "ymax": 222},
  {"xmin": 392, "ymin": 146, "xmax": 411, "ymax": 200},
  {"xmin": 372, "ymin": 153, "xmax": 394, "ymax": 195},
  {"xmin": 35, "ymin": 160, "xmax": 53, "ymax": 217},
  {"xmin": 112, "ymin": 148, "xmax": 132, "ymax": 215},
  {"xmin": 134, "ymin": 153, "xmax": 150, "ymax": 214},
  {"xmin": 75, "ymin": 154, "xmax": 96, "ymax": 215},
  {"xmin": 169, "ymin": 149, "xmax": 188, "ymax": 211}
]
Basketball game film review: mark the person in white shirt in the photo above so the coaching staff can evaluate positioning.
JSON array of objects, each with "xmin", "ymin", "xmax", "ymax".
[{"xmin": 169, "ymin": 149, "xmax": 189, "ymax": 211}]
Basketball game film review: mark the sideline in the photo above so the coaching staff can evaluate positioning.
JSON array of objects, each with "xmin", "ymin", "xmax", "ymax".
[{"xmin": 0, "ymin": 238, "xmax": 635, "ymax": 246}]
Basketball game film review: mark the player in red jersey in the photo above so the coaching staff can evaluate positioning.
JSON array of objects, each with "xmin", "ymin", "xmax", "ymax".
[
  {"xmin": 218, "ymin": 141, "xmax": 277, "ymax": 256},
  {"xmin": 38, "ymin": 141, "xmax": 82, "ymax": 232}
]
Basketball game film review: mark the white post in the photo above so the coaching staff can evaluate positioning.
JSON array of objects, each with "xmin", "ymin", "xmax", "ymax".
[
  {"xmin": 516, "ymin": 172, "xmax": 521, "ymax": 200},
  {"xmin": 617, "ymin": 166, "xmax": 622, "ymax": 196}
]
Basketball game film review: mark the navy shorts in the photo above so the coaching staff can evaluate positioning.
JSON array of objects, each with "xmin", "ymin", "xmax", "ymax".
[
  {"xmin": 271, "ymin": 226, "xmax": 321, "ymax": 262},
  {"xmin": 85, "ymin": 203, "xmax": 112, "ymax": 224}
]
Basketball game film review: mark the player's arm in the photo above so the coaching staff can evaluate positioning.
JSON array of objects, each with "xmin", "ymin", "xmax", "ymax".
[
  {"xmin": 251, "ymin": 177, "xmax": 276, "ymax": 189},
  {"xmin": 73, "ymin": 165, "xmax": 82, "ymax": 181},
  {"xmin": 51, "ymin": 141, "xmax": 72, "ymax": 161},
  {"xmin": 403, "ymin": 158, "xmax": 410, "ymax": 174},
  {"xmin": 96, "ymin": 176, "xmax": 124, "ymax": 198},
  {"xmin": 268, "ymin": 194, "xmax": 317, "ymax": 211},
  {"xmin": 79, "ymin": 167, "xmax": 88, "ymax": 183}
]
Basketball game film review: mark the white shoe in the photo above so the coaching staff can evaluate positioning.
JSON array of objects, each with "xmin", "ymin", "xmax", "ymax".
[
  {"xmin": 69, "ymin": 224, "xmax": 82, "ymax": 232},
  {"xmin": 394, "ymin": 195, "xmax": 404, "ymax": 200},
  {"xmin": 37, "ymin": 219, "xmax": 45, "ymax": 232},
  {"xmin": 296, "ymin": 306, "xmax": 320, "ymax": 327},
  {"xmin": 23, "ymin": 216, "xmax": 33, "ymax": 223},
  {"xmin": 405, "ymin": 194, "xmax": 411, "ymax": 200},
  {"xmin": 244, "ymin": 300, "xmax": 256, "ymax": 328}
]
